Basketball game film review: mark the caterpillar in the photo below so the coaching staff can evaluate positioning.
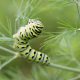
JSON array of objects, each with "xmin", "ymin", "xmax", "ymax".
[{"xmin": 13, "ymin": 19, "xmax": 50, "ymax": 65}]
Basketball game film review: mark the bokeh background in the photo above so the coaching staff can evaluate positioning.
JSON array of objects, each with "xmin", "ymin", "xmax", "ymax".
[{"xmin": 0, "ymin": 0, "xmax": 80, "ymax": 80}]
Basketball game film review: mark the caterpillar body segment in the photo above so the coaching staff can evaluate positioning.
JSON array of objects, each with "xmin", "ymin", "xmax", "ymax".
[{"xmin": 13, "ymin": 42, "xmax": 29, "ymax": 51}]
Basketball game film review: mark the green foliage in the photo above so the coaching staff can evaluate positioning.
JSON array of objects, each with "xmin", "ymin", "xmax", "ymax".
[{"xmin": 0, "ymin": 0, "xmax": 80, "ymax": 80}]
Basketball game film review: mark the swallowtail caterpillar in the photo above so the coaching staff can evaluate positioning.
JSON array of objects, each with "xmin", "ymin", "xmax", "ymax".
[{"xmin": 13, "ymin": 19, "xmax": 50, "ymax": 65}]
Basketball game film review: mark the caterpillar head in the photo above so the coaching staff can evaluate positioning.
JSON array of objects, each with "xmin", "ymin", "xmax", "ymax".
[{"xmin": 28, "ymin": 19, "xmax": 44, "ymax": 29}]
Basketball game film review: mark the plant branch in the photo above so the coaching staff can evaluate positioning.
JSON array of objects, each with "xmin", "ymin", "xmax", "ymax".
[
  {"xmin": 48, "ymin": 63, "xmax": 80, "ymax": 74},
  {"xmin": 0, "ymin": 54, "xmax": 19, "ymax": 70},
  {"xmin": 0, "ymin": 46, "xmax": 17, "ymax": 55},
  {"xmin": 69, "ymin": 74, "xmax": 80, "ymax": 80},
  {"xmin": 0, "ymin": 46, "xmax": 20, "ymax": 70},
  {"xmin": 74, "ymin": 0, "xmax": 80, "ymax": 28},
  {"xmin": 1, "ymin": 46, "xmax": 80, "ymax": 73}
]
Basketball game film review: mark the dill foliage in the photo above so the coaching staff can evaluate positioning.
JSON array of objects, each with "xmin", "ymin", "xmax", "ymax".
[{"xmin": 0, "ymin": 0, "xmax": 80, "ymax": 80}]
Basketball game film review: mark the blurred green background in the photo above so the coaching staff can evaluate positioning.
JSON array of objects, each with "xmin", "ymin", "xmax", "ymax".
[{"xmin": 0, "ymin": 0, "xmax": 80, "ymax": 80}]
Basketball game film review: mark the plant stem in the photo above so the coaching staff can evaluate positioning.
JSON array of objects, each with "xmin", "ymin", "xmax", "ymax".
[
  {"xmin": 0, "ymin": 54, "xmax": 19, "ymax": 70},
  {"xmin": 0, "ymin": 47, "xmax": 80, "ymax": 73},
  {"xmin": 48, "ymin": 63, "xmax": 80, "ymax": 73},
  {"xmin": 0, "ymin": 46, "xmax": 17, "ymax": 55},
  {"xmin": 69, "ymin": 74, "xmax": 80, "ymax": 80},
  {"xmin": 0, "ymin": 46, "xmax": 20, "ymax": 70},
  {"xmin": 74, "ymin": 0, "xmax": 80, "ymax": 28}
]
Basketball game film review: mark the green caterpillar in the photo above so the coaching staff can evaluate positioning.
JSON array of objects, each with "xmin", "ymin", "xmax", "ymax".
[{"xmin": 13, "ymin": 19, "xmax": 50, "ymax": 65}]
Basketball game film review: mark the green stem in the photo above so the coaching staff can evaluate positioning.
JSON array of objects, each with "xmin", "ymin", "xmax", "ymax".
[
  {"xmin": 70, "ymin": 74, "xmax": 80, "ymax": 80},
  {"xmin": 0, "ymin": 46, "xmax": 17, "ymax": 55},
  {"xmin": 0, "ymin": 54, "xmax": 19, "ymax": 70},
  {"xmin": 48, "ymin": 63, "xmax": 80, "ymax": 73},
  {"xmin": 74, "ymin": 0, "xmax": 80, "ymax": 28},
  {"xmin": 0, "ymin": 47, "xmax": 80, "ymax": 73},
  {"xmin": 0, "ymin": 46, "xmax": 20, "ymax": 70}
]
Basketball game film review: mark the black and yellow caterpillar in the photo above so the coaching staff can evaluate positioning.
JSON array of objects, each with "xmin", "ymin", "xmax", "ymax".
[{"xmin": 13, "ymin": 19, "xmax": 50, "ymax": 65}]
